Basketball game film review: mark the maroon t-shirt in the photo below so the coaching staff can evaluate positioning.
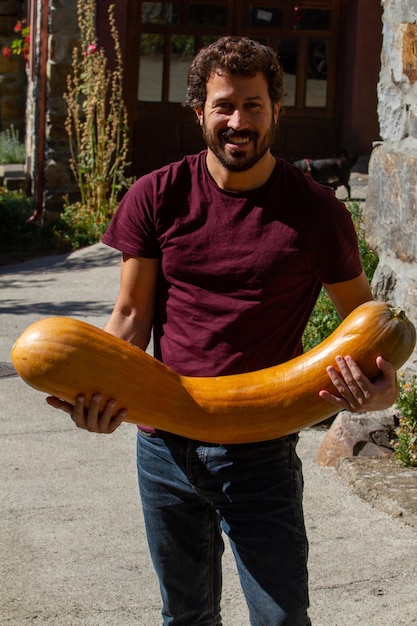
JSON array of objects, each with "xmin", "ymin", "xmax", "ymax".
[{"xmin": 102, "ymin": 152, "xmax": 362, "ymax": 377}]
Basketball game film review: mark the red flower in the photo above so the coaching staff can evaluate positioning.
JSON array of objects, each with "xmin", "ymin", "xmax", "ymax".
[
  {"xmin": 85, "ymin": 43, "xmax": 98, "ymax": 57},
  {"xmin": 4, "ymin": 20, "xmax": 30, "ymax": 61}
]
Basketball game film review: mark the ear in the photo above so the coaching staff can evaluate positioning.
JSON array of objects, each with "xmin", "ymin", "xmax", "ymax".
[
  {"xmin": 195, "ymin": 107, "xmax": 204, "ymax": 126},
  {"xmin": 274, "ymin": 103, "xmax": 281, "ymax": 125}
]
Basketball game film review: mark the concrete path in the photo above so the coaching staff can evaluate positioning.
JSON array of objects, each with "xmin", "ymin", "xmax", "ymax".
[{"xmin": 1, "ymin": 242, "xmax": 416, "ymax": 625}]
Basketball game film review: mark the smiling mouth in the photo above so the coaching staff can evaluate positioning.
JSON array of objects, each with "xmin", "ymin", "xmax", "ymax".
[{"xmin": 221, "ymin": 131, "xmax": 254, "ymax": 146}]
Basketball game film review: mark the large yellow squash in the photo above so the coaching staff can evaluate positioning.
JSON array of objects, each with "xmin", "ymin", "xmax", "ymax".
[{"xmin": 11, "ymin": 301, "xmax": 416, "ymax": 443}]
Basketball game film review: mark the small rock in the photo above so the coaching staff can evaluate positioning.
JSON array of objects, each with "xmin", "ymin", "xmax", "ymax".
[{"xmin": 315, "ymin": 411, "xmax": 396, "ymax": 467}]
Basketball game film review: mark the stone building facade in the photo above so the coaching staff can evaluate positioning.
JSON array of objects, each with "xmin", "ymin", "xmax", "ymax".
[
  {"xmin": 0, "ymin": 0, "xmax": 27, "ymax": 136},
  {"xmin": 365, "ymin": 0, "xmax": 417, "ymax": 373},
  {"xmin": 41, "ymin": 0, "xmax": 79, "ymax": 216}
]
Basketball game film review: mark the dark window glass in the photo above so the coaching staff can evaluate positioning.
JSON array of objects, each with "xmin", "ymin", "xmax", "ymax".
[
  {"xmin": 307, "ymin": 40, "xmax": 328, "ymax": 79},
  {"xmin": 278, "ymin": 39, "xmax": 297, "ymax": 76},
  {"xmin": 142, "ymin": 2, "xmax": 181, "ymax": 25},
  {"xmin": 189, "ymin": 4, "xmax": 228, "ymax": 27},
  {"xmin": 293, "ymin": 9, "xmax": 330, "ymax": 31},
  {"xmin": 248, "ymin": 6, "xmax": 284, "ymax": 28},
  {"xmin": 278, "ymin": 39, "xmax": 297, "ymax": 107},
  {"xmin": 202, "ymin": 35, "xmax": 219, "ymax": 47}
]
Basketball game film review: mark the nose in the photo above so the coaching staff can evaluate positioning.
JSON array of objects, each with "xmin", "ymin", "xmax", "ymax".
[{"xmin": 227, "ymin": 108, "xmax": 249, "ymax": 130}]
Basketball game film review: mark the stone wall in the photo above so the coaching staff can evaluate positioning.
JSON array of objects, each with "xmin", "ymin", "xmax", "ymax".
[
  {"xmin": 42, "ymin": 0, "xmax": 79, "ymax": 216},
  {"xmin": 0, "ymin": 0, "xmax": 27, "ymax": 135},
  {"xmin": 364, "ymin": 0, "xmax": 417, "ymax": 374}
]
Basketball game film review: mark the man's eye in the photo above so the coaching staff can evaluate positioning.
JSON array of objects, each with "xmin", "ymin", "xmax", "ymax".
[{"xmin": 216, "ymin": 104, "xmax": 233, "ymax": 112}]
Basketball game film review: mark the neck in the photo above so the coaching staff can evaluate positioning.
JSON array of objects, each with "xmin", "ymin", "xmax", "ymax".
[{"xmin": 206, "ymin": 150, "xmax": 276, "ymax": 192}]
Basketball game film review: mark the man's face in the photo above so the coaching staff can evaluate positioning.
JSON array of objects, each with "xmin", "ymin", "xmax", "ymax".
[{"xmin": 196, "ymin": 71, "xmax": 280, "ymax": 173}]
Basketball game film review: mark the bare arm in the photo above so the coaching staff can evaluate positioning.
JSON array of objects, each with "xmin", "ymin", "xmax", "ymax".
[
  {"xmin": 104, "ymin": 253, "xmax": 159, "ymax": 349},
  {"xmin": 319, "ymin": 271, "xmax": 398, "ymax": 412},
  {"xmin": 323, "ymin": 270, "xmax": 374, "ymax": 319},
  {"xmin": 46, "ymin": 253, "xmax": 160, "ymax": 432}
]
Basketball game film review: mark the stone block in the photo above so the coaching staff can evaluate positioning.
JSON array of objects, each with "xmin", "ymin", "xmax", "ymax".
[
  {"xmin": 0, "ymin": 0, "xmax": 23, "ymax": 16},
  {"xmin": 44, "ymin": 158, "xmax": 70, "ymax": 189},
  {"xmin": 50, "ymin": 7, "xmax": 78, "ymax": 34},
  {"xmin": 401, "ymin": 23, "xmax": 417, "ymax": 84},
  {"xmin": 315, "ymin": 411, "xmax": 396, "ymax": 467},
  {"xmin": 50, "ymin": 0, "xmax": 77, "ymax": 11},
  {"xmin": 49, "ymin": 33, "xmax": 72, "ymax": 64},
  {"xmin": 0, "ymin": 14, "xmax": 18, "ymax": 35},
  {"xmin": 0, "ymin": 95, "xmax": 25, "ymax": 123},
  {"xmin": 0, "ymin": 74, "xmax": 27, "ymax": 96},
  {"xmin": 46, "ymin": 61, "xmax": 72, "ymax": 97},
  {"xmin": 365, "ymin": 143, "xmax": 417, "ymax": 263},
  {"xmin": 47, "ymin": 96, "xmax": 68, "ymax": 118},
  {"xmin": 0, "ymin": 51, "xmax": 24, "ymax": 72}
]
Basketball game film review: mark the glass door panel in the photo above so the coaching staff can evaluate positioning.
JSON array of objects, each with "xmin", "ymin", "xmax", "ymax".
[
  {"xmin": 138, "ymin": 34, "xmax": 164, "ymax": 101},
  {"xmin": 277, "ymin": 39, "xmax": 297, "ymax": 107},
  {"xmin": 169, "ymin": 35, "xmax": 195, "ymax": 102},
  {"xmin": 305, "ymin": 40, "xmax": 328, "ymax": 107}
]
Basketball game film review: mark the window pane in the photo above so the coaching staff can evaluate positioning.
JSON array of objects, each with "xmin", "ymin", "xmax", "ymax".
[
  {"xmin": 305, "ymin": 41, "xmax": 328, "ymax": 107},
  {"xmin": 248, "ymin": 6, "xmax": 284, "ymax": 28},
  {"xmin": 305, "ymin": 77, "xmax": 327, "ymax": 107},
  {"xmin": 202, "ymin": 35, "xmax": 219, "ymax": 47},
  {"xmin": 170, "ymin": 35, "xmax": 195, "ymax": 102},
  {"xmin": 142, "ymin": 2, "xmax": 180, "ymax": 25},
  {"xmin": 307, "ymin": 40, "xmax": 328, "ymax": 80},
  {"xmin": 138, "ymin": 34, "xmax": 164, "ymax": 101},
  {"xmin": 278, "ymin": 40, "xmax": 297, "ymax": 107},
  {"xmin": 293, "ymin": 9, "xmax": 330, "ymax": 31},
  {"xmin": 189, "ymin": 4, "xmax": 228, "ymax": 27}
]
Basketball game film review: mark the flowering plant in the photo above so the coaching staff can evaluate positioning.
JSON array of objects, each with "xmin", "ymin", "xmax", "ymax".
[
  {"xmin": 63, "ymin": 0, "xmax": 129, "ymax": 231},
  {"xmin": 2, "ymin": 19, "xmax": 30, "ymax": 61},
  {"xmin": 392, "ymin": 371, "xmax": 417, "ymax": 467}
]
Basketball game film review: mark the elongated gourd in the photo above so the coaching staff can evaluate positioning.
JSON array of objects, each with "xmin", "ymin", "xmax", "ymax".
[{"xmin": 11, "ymin": 301, "xmax": 416, "ymax": 443}]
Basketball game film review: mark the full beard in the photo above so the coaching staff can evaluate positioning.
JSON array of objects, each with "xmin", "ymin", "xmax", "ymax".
[{"xmin": 202, "ymin": 116, "xmax": 276, "ymax": 173}]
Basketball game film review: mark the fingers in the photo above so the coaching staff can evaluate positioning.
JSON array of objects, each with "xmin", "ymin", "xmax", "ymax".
[
  {"xmin": 319, "ymin": 355, "xmax": 398, "ymax": 412},
  {"xmin": 375, "ymin": 355, "xmax": 395, "ymax": 376},
  {"xmin": 46, "ymin": 394, "xmax": 127, "ymax": 434},
  {"xmin": 46, "ymin": 396, "xmax": 74, "ymax": 413},
  {"xmin": 327, "ymin": 356, "xmax": 370, "ymax": 408}
]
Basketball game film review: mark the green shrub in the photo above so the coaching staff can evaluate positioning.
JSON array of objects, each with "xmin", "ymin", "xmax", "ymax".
[
  {"xmin": 393, "ymin": 372, "xmax": 417, "ymax": 467},
  {"xmin": 0, "ymin": 189, "xmax": 35, "ymax": 262},
  {"xmin": 52, "ymin": 201, "xmax": 112, "ymax": 250},
  {"xmin": 0, "ymin": 189, "xmax": 67, "ymax": 264}
]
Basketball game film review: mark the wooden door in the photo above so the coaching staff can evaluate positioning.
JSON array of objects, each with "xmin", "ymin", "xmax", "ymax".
[{"xmin": 125, "ymin": 0, "xmax": 343, "ymax": 177}]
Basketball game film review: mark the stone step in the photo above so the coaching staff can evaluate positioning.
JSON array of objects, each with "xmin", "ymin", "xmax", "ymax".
[{"xmin": 0, "ymin": 163, "xmax": 27, "ymax": 191}]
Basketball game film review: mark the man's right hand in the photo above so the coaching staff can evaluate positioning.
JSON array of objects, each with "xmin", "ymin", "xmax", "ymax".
[{"xmin": 46, "ymin": 394, "xmax": 127, "ymax": 434}]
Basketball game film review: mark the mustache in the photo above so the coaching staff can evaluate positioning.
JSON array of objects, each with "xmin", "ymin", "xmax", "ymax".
[{"xmin": 220, "ymin": 129, "xmax": 256, "ymax": 140}]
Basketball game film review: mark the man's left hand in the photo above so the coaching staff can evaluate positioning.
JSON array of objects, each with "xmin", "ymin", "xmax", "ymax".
[{"xmin": 319, "ymin": 355, "xmax": 398, "ymax": 412}]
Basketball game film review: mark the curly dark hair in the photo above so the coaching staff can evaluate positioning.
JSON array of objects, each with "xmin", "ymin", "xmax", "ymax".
[{"xmin": 184, "ymin": 36, "xmax": 285, "ymax": 109}]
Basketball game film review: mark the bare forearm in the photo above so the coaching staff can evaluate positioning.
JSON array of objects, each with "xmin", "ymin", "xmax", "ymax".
[
  {"xmin": 103, "ymin": 255, "xmax": 158, "ymax": 350},
  {"xmin": 104, "ymin": 308, "xmax": 152, "ymax": 351}
]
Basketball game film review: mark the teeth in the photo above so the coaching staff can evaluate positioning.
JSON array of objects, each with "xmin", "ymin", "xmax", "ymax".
[{"xmin": 228, "ymin": 137, "xmax": 251, "ymax": 145}]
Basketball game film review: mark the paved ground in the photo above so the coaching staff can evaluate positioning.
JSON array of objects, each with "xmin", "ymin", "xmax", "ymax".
[{"xmin": 1, "ymin": 176, "xmax": 417, "ymax": 625}]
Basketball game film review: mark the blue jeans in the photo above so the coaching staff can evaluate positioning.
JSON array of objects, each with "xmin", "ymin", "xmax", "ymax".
[{"xmin": 137, "ymin": 430, "xmax": 311, "ymax": 626}]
